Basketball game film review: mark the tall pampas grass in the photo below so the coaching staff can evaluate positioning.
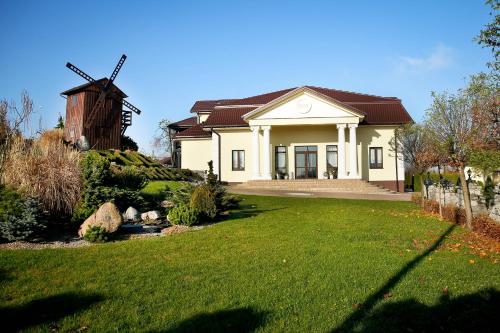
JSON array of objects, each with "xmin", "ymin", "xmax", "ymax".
[{"xmin": 2, "ymin": 129, "xmax": 82, "ymax": 214}]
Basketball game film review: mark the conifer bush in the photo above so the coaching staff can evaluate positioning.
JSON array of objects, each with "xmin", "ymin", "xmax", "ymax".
[
  {"xmin": 167, "ymin": 204, "xmax": 199, "ymax": 226},
  {"xmin": 0, "ymin": 196, "xmax": 46, "ymax": 241},
  {"xmin": 189, "ymin": 185, "xmax": 217, "ymax": 220}
]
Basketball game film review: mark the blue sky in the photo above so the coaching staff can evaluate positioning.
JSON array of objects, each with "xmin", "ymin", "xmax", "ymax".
[{"xmin": 0, "ymin": 0, "xmax": 493, "ymax": 154}]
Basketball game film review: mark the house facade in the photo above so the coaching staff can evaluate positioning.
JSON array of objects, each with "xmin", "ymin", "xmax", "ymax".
[{"xmin": 170, "ymin": 86, "xmax": 413, "ymax": 191}]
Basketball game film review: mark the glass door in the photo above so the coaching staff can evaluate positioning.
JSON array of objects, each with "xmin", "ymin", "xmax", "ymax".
[{"xmin": 295, "ymin": 146, "xmax": 318, "ymax": 179}]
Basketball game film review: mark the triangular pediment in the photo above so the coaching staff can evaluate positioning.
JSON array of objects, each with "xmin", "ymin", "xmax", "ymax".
[{"xmin": 243, "ymin": 87, "xmax": 365, "ymax": 121}]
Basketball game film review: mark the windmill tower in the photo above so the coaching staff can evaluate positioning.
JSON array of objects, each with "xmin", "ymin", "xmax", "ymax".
[{"xmin": 61, "ymin": 55, "xmax": 141, "ymax": 150}]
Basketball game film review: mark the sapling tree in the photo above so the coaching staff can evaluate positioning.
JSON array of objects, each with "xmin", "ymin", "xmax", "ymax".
[
  {"xmin": 425, "ymin": 89, "xmax": 478, "ymax": 229},
  {"xmin": 154, "ymin": 118, "xmax": 174, "ymax": 155},
  {"xmin": 390, "ymin": 123, "xmax": 439, "ymax": 206}
]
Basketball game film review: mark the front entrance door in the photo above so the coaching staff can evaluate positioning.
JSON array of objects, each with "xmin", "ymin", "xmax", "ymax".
[{"xmin": 295, "ymin": 146, "xmax": 318, "ymax": 179}]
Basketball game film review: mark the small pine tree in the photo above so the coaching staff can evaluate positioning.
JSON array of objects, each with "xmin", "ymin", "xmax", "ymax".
[
  {"xmin": 55, "ymin": 114, "xmax": 64, "ymax": 129},
  {"xmin": 206, "ymin": 160, "xmax": 218, "ymax": 189},
  {"xmin": 483, "ymin": 176, "xmax": 495, "ymax": 209}
]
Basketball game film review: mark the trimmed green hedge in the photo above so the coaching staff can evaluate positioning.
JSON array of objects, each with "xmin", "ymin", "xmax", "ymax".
[
  {"xmin": 405, "ymin": 172, "xmax": 460, "ymax": 192},
  {"xmin": 96, "ymin": 150, "xmax": 201, "ymax": 181}
]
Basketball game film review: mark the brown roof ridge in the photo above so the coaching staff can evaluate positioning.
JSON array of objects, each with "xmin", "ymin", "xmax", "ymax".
[
  {"xmin": 190, "ymin": 87, "xmax": 297, "ymax": 112},
  {"xmin": 213, "ymin": 105, "xmax": 263, "ymax": 109},
  {"xmin": 61, "ymin": 77, "xmax": 128, "ymax": 97},
  {"xmin": 306, "ymin": 85, "xmax": 400, "ymax": 101},
  {"xmin": 346, "ymin": 101, "xmax": 402, "ymax": 104}
]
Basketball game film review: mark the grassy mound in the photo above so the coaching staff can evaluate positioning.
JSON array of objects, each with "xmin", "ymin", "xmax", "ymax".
[{"xmin": 96, "ymin": 150, "xmax": 200, "ymax": 181}]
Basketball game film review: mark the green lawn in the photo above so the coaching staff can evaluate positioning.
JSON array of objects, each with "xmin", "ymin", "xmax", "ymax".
[
  {"xmin": 142, "ymin": 180, "xmax": 184, "ymax": 194},
  {"xmin": 1, "ymin": 196, "xmax": 498, "ymax": 332}
]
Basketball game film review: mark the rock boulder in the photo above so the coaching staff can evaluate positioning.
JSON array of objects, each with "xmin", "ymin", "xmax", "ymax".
[
  {"xmin": 78, "ymin": 202, "xmax": 123, "ymax": 237},
  {"xmin": 141, "ymin": 210, "xmax": 161, "ymax": 221},
  {"xmin": 123, "ymin": 206, "xmax": 140, "ymax": 222}
]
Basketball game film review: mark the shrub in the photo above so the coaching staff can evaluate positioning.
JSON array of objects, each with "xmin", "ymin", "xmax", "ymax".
[
  {"xmin": 190, "ymin": 185, "xmax": 217, "ymax": 220},
  {"xmin": 84, "ymin": 226, "xmax": 110, "ymax": 243},
  {"xmin": 411, "ymin": 193, "xmax": 423, "ymax": 205},
  {"xmin": 167, "ymin": 204, "xmax": 199, "ymax": 226},
  {"xmin": 473, "ymin": 214, "xmax": 500, "ymax": 242},
  {"xmin": 73, "ymin": 151, "xmax": 147, "ymax": 224},
  {"xmin": 70, "ymin": 202, "xmax": 95, "ymax": 224},
  {"xmin": 110, "ymin": 165, "xmax": 147, "ymax": 191},
  {"xmin": 204, "ymin": 161, "xmax": 240, "ymax": 212},
  {"xmin": 120, "ymin": 135, "xmax": 138, "ymax": 151},
  {"xmin": 167, "ymin": 183, "xmax": 196, "ymax": 206},
  {"xmin": 81, "ymin": 151, "xmax": 110, "ymax": 188},
  {"xmin": 0, "ymin": 185, "xmax": 23, "ymax": 219},
  {"xmin": 221, "ymin": 193, "xmax": 242, "ymax": 210},
  {"xmin": 422, "ymin": 199, "xmax": 439, "ymax": 214},
  {"xmin": 2, "ymin": 132, "xmax": 82, "ymax": 214},
  {"xmin": 483, "ymin": 176, "xmax": 495, "ymax": 209},
  {"xmin": 0, "ymin": 197, "xmax": 46, "ymax": 241},
  {"xmin": 441, "ymin": 204, "xmax": 466, "ymax": 225}
]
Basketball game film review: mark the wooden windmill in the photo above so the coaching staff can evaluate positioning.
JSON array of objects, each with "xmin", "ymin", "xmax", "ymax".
[{"xmin": 61, "ymin": 54, "xmax": 141, "ymax": 150}]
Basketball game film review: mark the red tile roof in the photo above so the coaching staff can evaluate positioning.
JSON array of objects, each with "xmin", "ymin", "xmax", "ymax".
[
  {"xmin": 347, "ymin": 102, "xmax": 413, "ymax": 125},
  {"xmin": 190, "ymin": 88, "xmax": 295, "ymax": 112},
  {"xmin": 174, "ymin": 124, "xmax": 211, "ymax": 138},
  {"xmin": 203, "ymin": 107, "xmax": 258, "ymax": 127},
  {"xmin": 175, "ymin": 86, "xmax": 412, "ymax": 138},
  {"xmin": 169, "ymin": 116, "xmax": 197, "ymax": 128}
]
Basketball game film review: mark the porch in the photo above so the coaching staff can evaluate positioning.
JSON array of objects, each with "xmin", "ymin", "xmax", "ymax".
[{"xmin": 248, "ymin": 123, "xmax": 360, "ymax": 181}]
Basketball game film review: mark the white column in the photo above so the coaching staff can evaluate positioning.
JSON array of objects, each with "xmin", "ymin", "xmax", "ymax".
[
  {"xmin": 348, "ymin": 124, "xmax": 360, "ymax": 178},
  {"xmin": 211, "ymin": 131, "xmax": 219, "ymax": 179},
  {"xmin": 262, "ymin": 125, "xmax": 272, "ymax": 180},
  {"xmin": 251, "ymin": 126, "xmax": 261, "ymax": 179},
  {"xmin": 337, "ymin": 124, "xmax": 346, "ymax": 179}
]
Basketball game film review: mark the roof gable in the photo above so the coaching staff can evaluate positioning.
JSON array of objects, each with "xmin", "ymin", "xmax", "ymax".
[{"xmin": 243, "ymin": 87, "xmax": 365, "ymax": 121}]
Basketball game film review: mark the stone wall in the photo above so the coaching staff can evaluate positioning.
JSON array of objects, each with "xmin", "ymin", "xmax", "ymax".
[{"xmin": 425, "ymin": 183, "xmax": 500, "ymax": 222}]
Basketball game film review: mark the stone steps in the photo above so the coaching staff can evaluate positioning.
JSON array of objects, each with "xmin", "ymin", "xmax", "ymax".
[{"xmin": 234, "ymin": 179, "xmax": 395, "ymax": 194}]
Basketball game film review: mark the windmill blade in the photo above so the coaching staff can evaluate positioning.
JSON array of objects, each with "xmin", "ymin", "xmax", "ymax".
[
  {"xmin": 66, "ymin": 63, "xmax": 96, "ymax": 83},
  {"xmin": 122, "ymin": 99, "xmax": 141, "ymax": 114},
  {"xmin": 108, "ymin": 54, "xmax": 127, "ymax": 85}
]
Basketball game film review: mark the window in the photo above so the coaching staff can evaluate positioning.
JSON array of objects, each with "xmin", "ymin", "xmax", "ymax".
[
  {"xmin": 326, "ymin": 145, "xmax": 338, "ymax": 170},
  {"xmin": 369, "ymin": 147, "xmax": 383, "ymax": 169},
  {"xmin": 275, "ymin": 146, "xmax": 287, "ymax": 175},
  {"xmin": 232, "ymin": 150, "xmax": 245, "ymax": 171},
  {"xmin": 72, "ymin": 95, "xmax": 78, "ymax": 107}
]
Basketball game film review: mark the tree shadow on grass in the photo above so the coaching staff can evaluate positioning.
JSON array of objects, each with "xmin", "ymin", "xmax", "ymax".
[
  {"xmin": 331, "ymin": 224, "xmax": 457, "ymax": 333},
  {"xmin": 351, "ymin": 288, "xmax": 499, "ymax": 333},
  {"xmin": 225, "ymin": 204, "xmax": 287, "ymax": 221},
  {"xmin": 0, "ymin": 292, "xmax": 104, "ymax": 332},
  {"xmin": 153, "ymin": 307, "xmax": 268, "ymax": 333}
]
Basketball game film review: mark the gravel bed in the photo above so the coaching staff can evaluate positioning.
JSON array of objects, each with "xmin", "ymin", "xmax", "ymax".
[
  {"xmin": 0, "ymin": 239, "xmax": 91, "ymax": 250},
  {"xmin": 0, "ymin": 224, "xmax": 210, "ymax": 250}
]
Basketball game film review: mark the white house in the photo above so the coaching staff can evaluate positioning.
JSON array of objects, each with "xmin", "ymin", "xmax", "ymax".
[{"xmin": 169, "ymin": 86, "xmax": 413, "ymax": 192}]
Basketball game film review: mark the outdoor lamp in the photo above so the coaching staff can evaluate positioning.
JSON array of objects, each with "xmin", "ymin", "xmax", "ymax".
[{"xmin": 467, "ymin": 169, "xmax": 472, "ymax": 183}]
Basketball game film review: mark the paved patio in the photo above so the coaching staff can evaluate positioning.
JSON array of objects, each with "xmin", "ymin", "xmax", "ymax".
[{"xmin": 227, "ymin": 185, "xmax": 413, "ymax": 201}]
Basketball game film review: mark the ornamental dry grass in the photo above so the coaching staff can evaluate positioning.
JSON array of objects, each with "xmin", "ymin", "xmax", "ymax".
[{"xmin": 2, "ymin": 129, "xmax": 82, "ymax": 214}]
